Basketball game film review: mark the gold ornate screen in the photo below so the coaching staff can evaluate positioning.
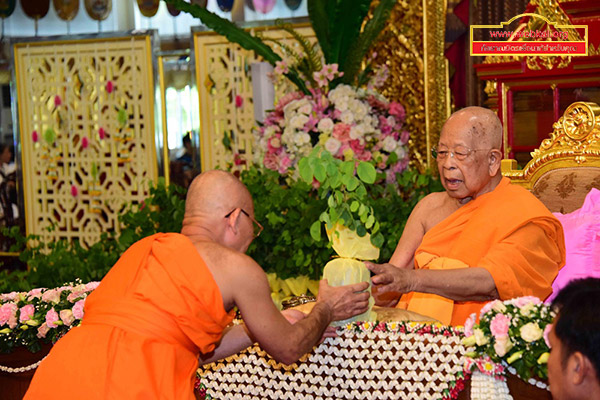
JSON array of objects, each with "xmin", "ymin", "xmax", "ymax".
[
  {"xmin": 13, "ymin": 35, "xmax": 158, "ymax": 247},
  {"xmin": 193, "ymin": 24, "xmax": 315, "ymax": 171}
]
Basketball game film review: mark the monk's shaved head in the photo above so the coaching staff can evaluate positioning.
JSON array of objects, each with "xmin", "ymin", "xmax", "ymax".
[
  {"xmin": 184, "ymin": 170, "xmax": 252, "ymax": 219},
  {"xmin": 445, "ymin": 106, "xmax": 502, "ymax": 149}
]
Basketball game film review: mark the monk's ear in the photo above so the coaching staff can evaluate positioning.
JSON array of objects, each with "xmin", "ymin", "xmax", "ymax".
[
  {"xmin": 488, "ymin": 149, "xmax": 502, "ymax": 176},
  {"xmin": 226, "ymin": 208, "xmax": 242, "ymax": 234}
]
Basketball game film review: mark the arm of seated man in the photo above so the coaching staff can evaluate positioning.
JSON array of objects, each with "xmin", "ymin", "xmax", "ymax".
[
  {"xmin": 229, "ymin": 255, "xmax": 369, "ymax": 365},
  {"xmin": 368, "ymin": 221, "xmax": 563, "ymax": 302}
]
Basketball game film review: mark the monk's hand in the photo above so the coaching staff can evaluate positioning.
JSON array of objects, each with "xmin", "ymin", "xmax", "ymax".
[
  {"xmin": 365, "ymin": 262, "xmax": 415, "ymax": 295},
  {"xmin": 371, "ymin": 284, "xmax": 401, "ymax": 308},
  {"xmin": 281, "ymin": 309, "xmax": 306, "ymax": 325},
  {"xmin": 317, "ymin": 279, "xmax": 370, "ymax": 322}
]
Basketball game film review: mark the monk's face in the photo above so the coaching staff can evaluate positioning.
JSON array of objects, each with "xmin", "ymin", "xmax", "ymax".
[{"xmin": 437, "ymin": 116, "xmax": 498, "ymax": 202}]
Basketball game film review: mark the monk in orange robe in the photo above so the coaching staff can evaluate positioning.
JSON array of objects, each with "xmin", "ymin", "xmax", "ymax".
[
  {"xmin": 25, "ymin": 171, "xmax": 370, "ymax": 399},
  {"xmin": 367, "ymin": 107, "xmax": 565, "ymax": 326}
]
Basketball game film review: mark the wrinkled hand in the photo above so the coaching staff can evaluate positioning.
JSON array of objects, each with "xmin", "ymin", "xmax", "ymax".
[
  {"xmin": 317, "ymin": 279, "xmax": 370, "ymax": 322},
  {"xmin": 371, "ymin": 284, "xmax": 400, "ymax": 307},
  {"xmin": 281, "ymin": 309, "xmax": 306, "ymax": 325},
  {"xmin": 365, "ymin": 262, "xmax": 415, "ymax": 296}
]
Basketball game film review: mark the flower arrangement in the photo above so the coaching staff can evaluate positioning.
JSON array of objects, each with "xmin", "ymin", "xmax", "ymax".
[
  {"xmin": 254, "ymin": 67, "xmax": 410, "ymax": 181},
  {"xmin": 0, "ymin": 282, "xmax": 98, "ymax": 354},
  {"xmin": 462, "ymin": 296, "xmax": 554, "ymax": 382}
]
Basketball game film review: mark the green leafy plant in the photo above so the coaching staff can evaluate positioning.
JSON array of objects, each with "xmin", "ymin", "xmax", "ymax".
[{"xmin": 298, "ymin": 146, "xmax": 383, "ymax": 248}]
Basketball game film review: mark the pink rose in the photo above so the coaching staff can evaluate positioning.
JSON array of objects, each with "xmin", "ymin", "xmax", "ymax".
[
  {"xmin": 42, "ymin": 289, "xmax": 61, "ymax": 304},
  {"xmin": 27, "ymin": 288, "xmax": 44, "ymax": 300},
  {"xmin": 400, "ymin": 130, "xmax": 410, "ymax": 145},
  {"xmin": 0, "ymin": 292, "xmax": 18, "ymax": 302},
  {"xmin": 479, "ymin": 301, "xmax": 495, "ymax": 316},
  {"xmin": 84, "ymin": 281, "xmax": 100, "ymax": 292},
  {"xmin": 263, "ymin": 153, "xmax": 280, "ymax": 171},
  {"xmin": 67, "ymin": 291, "xmax": 84, "ymax": 302},
  {"xmin": 106, "ymin": 80, "xmax": 114, "ymax": 94},
  {"xmin": 388, "ymin": 102, "xmax": 406, "ymax": 119},
  {"xmin": 71, "ymin": 185, "xmax": 78, "ymax": 197},
  {"xmin": 81, "ymin": 136, "xmax": 89, "ymax": 149},
  {"xmin": 98, "ymin": 127, "xmax": 106, "ymax": 140},
  {"xmin": 490, "ymin": 313, "xmax": 510, "ymax": 339},
  {"xmin": 0, "ymin": 303, "xmax": 18, "ymax": 328},
  {"xmin": 54, "ymin": 95, "xmax": 62, "ymax": 107},
  {"xmin": 45, "ymin": 308, "xmax": 60, "ymax": 328},
  {"xmin": 32, "ymin": 130, "xmax": 39, "ymax": 143},
  {"xmin": 60, "ymin": 309, "xmax": 75, "ymax": 326},
  {"xmin": 37, "ymin": 323, "xmax": 50, "ymax": 338},
  {"xmin": 332, "ymin": 123, "xmax": 351, "ymax": 142},
  {"xmin": 278, "ymin": 156, "xmax": 292, "ymax": 174},
  {"xmin": 463, "ymin": 313, "xmax": 476, "ymax": 337},
  {"xmin": 72, "ymin": 299, "xmax": 86, "ymax": 320},
  {"xmin": 544, "ymin": 323, "xmax": 553, "ymax": 348},
  {"xmin": 19, "ymin": 304, "xmax": 35, "ymax": 323},
  {"xmin": 513, "ymin": 296, "xmax": 541, "ymax": 308}
]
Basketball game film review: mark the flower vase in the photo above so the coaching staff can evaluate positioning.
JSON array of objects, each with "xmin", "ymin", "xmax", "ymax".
[{"xmin": 0, "ymin": 343, "xmax": 52, "ymax": 400}]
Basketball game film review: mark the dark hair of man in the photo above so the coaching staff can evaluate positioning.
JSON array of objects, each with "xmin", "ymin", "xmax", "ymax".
[{"xmin": 552, "ymin": 278, "xmax": 600, "ymax": 375}]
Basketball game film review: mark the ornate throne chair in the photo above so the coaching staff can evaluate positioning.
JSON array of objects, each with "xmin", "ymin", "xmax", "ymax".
[{"xmin": 501, "ymin": 101, "xmax": 600, "ymax": 213}]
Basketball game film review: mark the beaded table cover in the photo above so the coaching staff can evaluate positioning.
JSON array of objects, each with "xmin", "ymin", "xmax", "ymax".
[{"xmin": 199, "ymin": 322, "xmax": 468, "ymax": 400}]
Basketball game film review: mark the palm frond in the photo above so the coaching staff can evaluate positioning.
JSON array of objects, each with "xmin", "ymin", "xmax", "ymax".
[
  {"xmin": 276, "ymin": 20, "xmax": 322, "ymax": 74},
  {"xmin": 306, "ymin": 0, "xmax": 334, "ymax": 63},
  {"xmin": 341, "ymin": 0, "xmax": 396, "ymax": 85}
]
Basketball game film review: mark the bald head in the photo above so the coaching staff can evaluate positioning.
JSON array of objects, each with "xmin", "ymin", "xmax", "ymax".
[
  {"xmin": 445, "ymin": 106, "xmax": 502, "ymax": 149},
  {"xmin": 184, "ymin": 170, "xmax": 252, "ymax": 219}
]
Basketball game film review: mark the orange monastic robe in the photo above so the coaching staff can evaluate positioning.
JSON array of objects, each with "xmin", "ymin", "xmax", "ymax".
[
  {"xmin": 25, "ymin": 233, "xmax": 234, "ymax": 399},
  {"xmin": 400, "ymin": 177, "xmax": 566, "ymax": 326}
]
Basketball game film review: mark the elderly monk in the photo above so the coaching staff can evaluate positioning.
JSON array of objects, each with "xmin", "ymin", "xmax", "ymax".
[
  {"xmin": 367, "ymin": 106, "xmax": 565, "ymax": 326},
  {"xmin": 25, "ymin": 170, "xmax": 369, "ymax": 399}
]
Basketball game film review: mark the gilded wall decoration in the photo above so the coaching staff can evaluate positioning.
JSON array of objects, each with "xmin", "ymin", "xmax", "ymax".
[
  {"xmin": 13, "ymin": 35, "xmax": 158, "ymax": 247},
  {"xmin": 359, "ymin": 0, "xmax": 448, "ymax": 171}
]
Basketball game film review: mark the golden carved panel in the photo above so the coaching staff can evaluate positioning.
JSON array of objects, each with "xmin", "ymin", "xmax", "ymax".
[
  {"xmin": 371, "ymin": 0, "xmax": 449, "ymax": 171},
  {"xmin": 193, "ymin": 24, "xmax": 315, "ymax": 171},
  {"xmin": 14, "ymin": 35, "xmax": 158, "ymax": 247},
  {"xmin": 502, "ymin": 101, "xmax": 600, "ymax": 189}
]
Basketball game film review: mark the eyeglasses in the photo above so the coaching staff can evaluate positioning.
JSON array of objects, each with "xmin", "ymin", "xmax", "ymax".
[
  {"xmin": 431, "ymin": 145, "xmax": 491, "ymax": 161},
  {"xmin": 225, "ymin": 208, "xmax": 264, "ymax": 238}
]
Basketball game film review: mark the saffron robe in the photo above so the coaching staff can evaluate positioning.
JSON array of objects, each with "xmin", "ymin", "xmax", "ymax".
[
  {"xmin": 25, "ymin": 233, "xmax": 234, "ymax": 399},
  {"xmin": 400, "ymin": 178, "xmax": 565, "ymax": 326}
]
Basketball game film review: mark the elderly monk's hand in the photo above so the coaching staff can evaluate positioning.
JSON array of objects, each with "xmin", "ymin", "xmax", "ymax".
[
  {"xmin": 365, "ymin": 262, "xmax": 415, "ymax": 297},
  {"xmin": 317, "ymin": 279, "xmax": 370, "ymax": 322}
]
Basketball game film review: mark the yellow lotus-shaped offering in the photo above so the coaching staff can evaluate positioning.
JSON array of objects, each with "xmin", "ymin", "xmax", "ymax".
[{"xmin": 323, "ymin": 224, "xmax": 378, "ymax": 325}]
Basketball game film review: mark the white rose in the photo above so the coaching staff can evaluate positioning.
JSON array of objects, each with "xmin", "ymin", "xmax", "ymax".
[
  {"xmin": 317, "ymin": 118, "xmax": 334, "ymax": 133},
  {"xmin": 493, "ymin": 336, "xmax": 513, "ymax": 357},
  {"xmin": 382, "ymin": 136, "xmax": 398, "ymax": 152},
  {"xmin": 520, "ymin": 303, "xmax": 535, "ymax": 317},
  {"xmin": 474, "ymin": 328, "xmax": 489, "ymax": 346},
  {"xmin": 491, "ymin": 300, "xmax": 507, "ymax": 313},
  {"xmin": 387, "ymin": 116, "xmax": 397, "ymax": 127},
  {"xmin": 290, "ymin": 115, "xmax": 309, "ymax": 130},
  {"xmin": 294, "ymin": 132, "xmax": 311, "ymax": 146},
  {"xmin": 335, "ymin": 98, "xmax": 349, "ymax": 112},
  {"xmin": 340, "ymin": 110, "xmax": 354, "ymax": 124},
  {"xmin": 394, "ymin": 146, "xmax": 407, "ymax": 160},
  {"xmin": 520, "ymin": 322, "xmax": 543, "ymax": 342},
  {"xmin": 324, "ymin": 137, "xmax": 342, "ymax": 155},
  {"xmin": 298, "ymin": 103, "xmax": 312, "ymax": 115}
]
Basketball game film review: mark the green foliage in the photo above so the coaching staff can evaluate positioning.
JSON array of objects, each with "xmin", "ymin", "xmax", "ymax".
[
  {"xmin": 299, "ymin": 146, "xmax": 383, "ymax": 248},
  {"xmin": 241, "ymin": 167, "xmax": 330, "ymax": 281},
  {"xmin": 0, "ymin": 180, "xmax": 186, "ymax": 293}
]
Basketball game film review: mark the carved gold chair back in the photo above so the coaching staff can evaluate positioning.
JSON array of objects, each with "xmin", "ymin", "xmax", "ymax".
[{"xmin": 502, "ymin": 102, "xmax": 600, "ymax": 214}]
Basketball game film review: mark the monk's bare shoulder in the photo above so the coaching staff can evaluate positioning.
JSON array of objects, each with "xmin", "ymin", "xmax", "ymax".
[{"xmin": 413, "ymin": 191, "xmax": 460, "ymax": 232}]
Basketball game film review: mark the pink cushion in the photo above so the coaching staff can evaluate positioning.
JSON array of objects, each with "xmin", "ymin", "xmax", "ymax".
[{"xmin": 547, "ymin": 188, "xmax": 600, "ymax": 302}]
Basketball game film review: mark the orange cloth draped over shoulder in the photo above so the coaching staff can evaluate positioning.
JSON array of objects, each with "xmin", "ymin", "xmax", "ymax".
[
  {"xmin": 25, "ymin": 233, "xmax": 235, "ymax": 400},
  {"xmin": 398, "ymin": 177, "xmax": 566, "ymax": 326}
]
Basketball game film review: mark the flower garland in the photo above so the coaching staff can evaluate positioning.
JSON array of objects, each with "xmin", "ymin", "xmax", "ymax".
[{"xmin": 0, "ymin": 281, "xmax": 99, "ymax": 354}]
